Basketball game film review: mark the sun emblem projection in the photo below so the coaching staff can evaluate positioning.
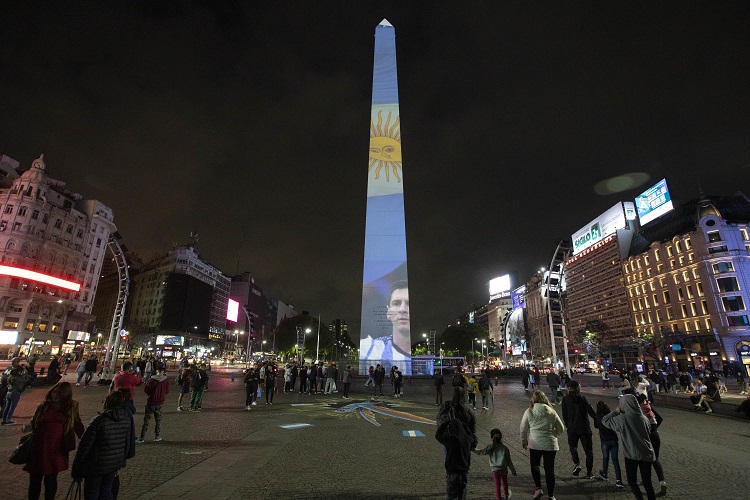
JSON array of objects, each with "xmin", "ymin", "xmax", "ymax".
[{"xmin": 369, "ymin": 110, "xmax": 402, "ymax": 183}]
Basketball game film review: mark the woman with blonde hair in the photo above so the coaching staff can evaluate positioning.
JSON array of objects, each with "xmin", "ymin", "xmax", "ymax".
[
  {"xmin": 520, "ymin": 391, "xmax": 565, "ymax": 500},
  {"xmin": 22, "ymin": 381, "xmax": 84, "ymax": 500}
]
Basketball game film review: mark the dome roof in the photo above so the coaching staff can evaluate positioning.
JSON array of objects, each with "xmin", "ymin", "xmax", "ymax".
[{"xmin": 19, "ymin": 154, "xmax": 47, "ymax": 185}]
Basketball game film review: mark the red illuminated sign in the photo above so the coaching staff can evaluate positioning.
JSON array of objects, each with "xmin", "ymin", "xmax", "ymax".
[{"xmin": 0, "ymin": 265, "xmax": 81, "ymax": 291}]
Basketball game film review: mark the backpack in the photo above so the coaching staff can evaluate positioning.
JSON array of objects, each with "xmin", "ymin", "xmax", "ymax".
[
  {"xmin": 452, "ymin": 373, "xmax": 465, "ymax": 388},
  {"xmin": 435, "ymin": 406, "xmax": 473, "ymax": 448},
  {"xmin": 478, "ymin": 377, "xmax": 490, "ymax": 391}
]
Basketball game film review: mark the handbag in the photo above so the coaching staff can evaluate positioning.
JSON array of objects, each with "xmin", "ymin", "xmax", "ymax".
[
  {"xmin": 64, "ymin": 481, "xmax": 82, "ymax": 500},
  {"xmin": 8, "ymin": 433, "xmax": 34, "ymax": 465}
]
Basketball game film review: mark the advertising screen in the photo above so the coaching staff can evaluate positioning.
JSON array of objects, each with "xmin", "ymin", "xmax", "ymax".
[
  {"xmin": 226, "ymin": 299, "xmax": 239, "ymax": 322},
  {"xmin": 67, "ymin": 331, "xmax": 90, "ymax": 342},
  {"xmin": 359, "ymin": 21, "xmax": 411, "ymax": 375},
  {"xmin": 489, "ymin": 275, "xmax": 511, "ymax": 301},
  {"xmin": 635, "ymin": 178, "xmax": 674, "ymax": 225},
  {"xmin": 511, "ymin": 285, "xmax": 526, "ymax": 310},
  {"xmin": 571, "ymin": 202, "xmax": 627, "ymax": 255},
  {"xmin": 156, "ymin": 335, "xmax": 184, "ymax": 346},
  {"xmin": 623, "ymin": 201, "xmax": 637, "ymax": 221},
  {"xmin": 0, "ymin": 331, "xmax": 18, "ymax": 344}
]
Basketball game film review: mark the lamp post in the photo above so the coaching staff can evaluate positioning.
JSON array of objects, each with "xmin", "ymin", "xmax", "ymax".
[{"xmin": 303, "ymin": 327, "xmax": 311, "ymax": 365}]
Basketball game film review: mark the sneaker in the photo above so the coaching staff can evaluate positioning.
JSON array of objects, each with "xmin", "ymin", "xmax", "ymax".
[
  {"xmin": 252, "ymin": 401, "xmax": 257, "ymax": 406},
  {"xmin": 598, "ymin": 472, "xmax": 608, "ymax": 481},
  {"xmin": 571, "ymin": 465, "xmax": 582, "ymax": 476},
  {"xmin": 658, "ymin": 481, "xmax": 667, "ymax": 496},
  {"xmin": 506, "ymin": 487, "xmax": 511, "ymax": 499},
  {"xmin": 154, "ymin": 436, "xmax": 163, "ymax": 442},
  {"xmin": 245, "ymin": 405, "xmax": 251, "ymax": 410},
  {"xmin": 615, "ymin": 480, "xmax": 624, "ymax": 489},
  {"xmin": 136, "ymin": 438, "xmax": 145, "ymax": 444},
  {"xmin": 705, "ymin": 409, "xmax": 713, "ymax": 413},
  {"xmin": 533, "ymin": 488, "xmax": 544, "ymax": 500},
  {"xmin": 585, "ymin": 472, "xmax": 595, "ymax": 479},
  {"xmin": 75, "ymin": 383, "xmax": 80, "ymax": 386},
  {"xmin": 4, "ymin": 421, "xmax": 16, "ymax": 425},
  {"xmin": 177, "ymin": 407, "xmax": 183, "ymax": 411}
]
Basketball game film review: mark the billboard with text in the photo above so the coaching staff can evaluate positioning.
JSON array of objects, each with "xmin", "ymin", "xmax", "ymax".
[
  {"xmin": 635, "ymin": 178, "xmax": 674, "ymax": 225},
  {"xmin": 571, "ymin": 202, "xmax": 627, "ymax": 255}
]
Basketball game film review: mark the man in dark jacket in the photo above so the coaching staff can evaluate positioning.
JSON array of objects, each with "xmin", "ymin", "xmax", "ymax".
[
  {"xmin": 561, "ymin": 380, "xmax": 597, "ymax": 478},
  {"xmin": 433, "ymin": 369, "xmax": 445, "ymax": 406},
  {"xmin": 72, "ymin": 390, "xmax": 134, "ymax": 499},
  {"xmin": 547, "ymin": 369, "xmax": 561, "ymax": 404},
  {"xmin": 372, "ymin": 364, "xmax": 385, "ymax": 398},
  {"xmin": 436, "ymin": 387, "xmax": 478, "ymax": 500},
  {"xmin": 83, "ymin": 356, "xmax": 98, "ymax": 387},
  {"xmin": 137, "ymin": 368, "xmax": 170, "ymax": 442}
]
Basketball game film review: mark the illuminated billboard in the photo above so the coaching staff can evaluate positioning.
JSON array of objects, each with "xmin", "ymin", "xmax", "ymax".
[
  {"xmin": 511, "ymin": 285, "xmax": 526, "ymax": 310},
  {"xmin": 359, "ymin": 20, "xmax": 411, "ymax": 375},
  {"xmin": 489, "ymin": 275, "xmax": 511, "ymax": 301},
  {"xmin": 623, "ymin": 201, "xmax": 637, "ymax": 221},
  {"xmin": 67, "ymin": 331, "xmax": 90, "ymax": 342},
  {"xmin": 227, "ymin": 299, "xmax": 239, "ymax": 322},
  {"xmin": 571, "ymin": 202, "xmax": 627, "ymax": 255},
  {"xmin": 0, "ymin": 265, "xmax": 81, "ymax": 291},
  {"xmin": 635, "ymin": 178, "xmax": 674, "ymax": 226},
  {"xmin": 156, "ymin": 335, "xmax": 184, "ymax": 346}
]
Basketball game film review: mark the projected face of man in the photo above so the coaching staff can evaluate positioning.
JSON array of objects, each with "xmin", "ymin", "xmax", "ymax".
[{"xmin": 387, "ymin": 287, "xmax": 410, "ymax": 338}]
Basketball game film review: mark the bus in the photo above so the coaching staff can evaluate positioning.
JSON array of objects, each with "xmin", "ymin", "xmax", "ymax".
[{"xmin": 411, "ymin": 355, "xmax": 465, "ymax": 376}]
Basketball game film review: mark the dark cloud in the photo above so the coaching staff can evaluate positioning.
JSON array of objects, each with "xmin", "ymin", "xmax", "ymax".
[{"xmin": 1, "ymin": 2, "xmax": 750, "ymax": 337}]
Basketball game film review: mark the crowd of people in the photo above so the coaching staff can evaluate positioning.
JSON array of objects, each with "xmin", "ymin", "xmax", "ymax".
[{"xmin": 436, "ymin": 369, "xmax": 671, "ymax": 500}]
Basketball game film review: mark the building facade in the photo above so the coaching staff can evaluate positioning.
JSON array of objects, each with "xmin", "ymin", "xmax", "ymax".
[{"xmin": 0, "ymin": 155, "xmax": 115, "ymax": 358}]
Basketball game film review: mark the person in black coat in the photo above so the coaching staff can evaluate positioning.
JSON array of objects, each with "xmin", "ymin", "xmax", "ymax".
[
  {"xmin": 561, "ymin": 380, "xmax": 597, "ymax": 478},
  {"xmin": 72, "ymin": 390, "xmax": 134, "ymax": 500},
  {"xmin": 435, "ymin": 387, "xmax": 478, "ymax": 500}
]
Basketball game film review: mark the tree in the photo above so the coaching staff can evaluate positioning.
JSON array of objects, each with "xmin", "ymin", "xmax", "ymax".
[
  {"xmin": 272, "ymin": 315, "xmax": 334, "ymax": 361},
  {"xmin": 573, "ymin": 320, "xmax": 612, "ymax": 359},
  {"xmin": 437, "ymin": 323, "xmax": 490, "ymax": 359},
  {"xmin": 126, "ymin": 322, "xmax": 152, "ymax": 353}
]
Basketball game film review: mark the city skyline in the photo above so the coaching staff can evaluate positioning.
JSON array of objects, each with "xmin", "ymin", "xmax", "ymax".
[{"xmin": 1, "ymin": 3, "xmax": 749, "ymax": 336}]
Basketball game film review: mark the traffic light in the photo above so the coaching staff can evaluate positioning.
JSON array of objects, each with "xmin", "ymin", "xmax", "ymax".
[{"xmin": 574, "ymin": 349, "xmax": 579, "ymax": 354}]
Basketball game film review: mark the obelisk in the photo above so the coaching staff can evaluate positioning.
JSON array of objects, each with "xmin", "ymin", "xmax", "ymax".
[{"xmin": 359, "ymin": 19, "xmax": 411, "ymax": 376}]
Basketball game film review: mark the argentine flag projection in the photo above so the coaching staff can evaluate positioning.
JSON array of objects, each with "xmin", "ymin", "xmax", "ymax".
[{"xmin": 359, "ymin": 19, "xmax": 412, "ymax": 376}]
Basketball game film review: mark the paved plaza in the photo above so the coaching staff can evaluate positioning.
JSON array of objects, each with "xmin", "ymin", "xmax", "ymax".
[{"xmin": 1, "ymin": 366, "xmax": 748, "ymax": 499}]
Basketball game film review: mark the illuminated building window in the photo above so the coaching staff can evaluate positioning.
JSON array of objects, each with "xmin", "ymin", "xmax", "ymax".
[
  {"xmin": 3, "ymin": 317, "xmax": 19, "ymax": 329},
  {"xmin": 38, "ymin": 322, "xmax": 48, "ymax": 332},
  {"xmin": 677, "ymin": 288, "xmax": 684, "ymax": 301},
  {"xmin": 679, "ymin": 256, "xmax": 685, "ymax": 265},
  {"xmin": 647, "ymin": 268, "xmax": 652, "ymax": 277},
  {"xmin": 647, "ymin": 311, "xmax": 652, "ymax": 322},
  {"xmin": 722, "ymin": 296, "xmax": 746, "ymax": 312},
  {"xmin": 649, "ymin": 282, "xmax": 656, "ymax": 292},
  {"xmin": 654, "ymin": 249, "xmax": 661, "ymax": 261},
  {"xmin": 728, "ymin": 315, "xmax": 750, "ymax": 327},
  {"xmin": 690, "ymin": 302, "xmax": 697, "ymax": 315},
  {"xmin": 682, "ymin": 271, "xmax": 689, "ymax": 282},
  {"xmin": 686, "ymin": 284, "xmax": 694, "ymax": 298},
  {"xmin": 673, "ymin": 274, "xmax": 679, "ymax": 284},
  {"xmin": 709, "ymin": 245, "xmax": 728, "ymax": 254},
  {"xmin": 685, "ymin": 238, "xmax": 692, "ymax": 250},
  {"xmin": 655, "ymin": 310, "xmax": 661, "ymax": 322},
  {"xmin": 713, "ymin": 262, "xmax": 734, "ymax": 273},
  {"xmin": 660, "ymin": 278, "xmax": 667, "ymax": 287},
  {"xmin": 667, "ymin": 308, "xmax": 674, "ymax": 320},
  {"xmin": 670, "ymin": 260, "xmax": 675, "ymax": 269},
  {"xmin": 653, "ymin": 294, "xmax": 659, "ymax": 306},
  {"xmin": 51, "ymin": 323, "xmax": 61, "ymax": 333},
  {"xmin": 681, "ymin": 304, "xmax": 688, "ymax": 318},
  {"xmin": 694, "ymin": 320, "xmax": 700, "ymax": 331},
  {"xmin": 644, "ymin": 255, "xmax": 650, "ymax": 266},
  {"xmin": 663, "ymin": 291, "xmax": 671, "ymax": 304},
  {"xmin": 688, "ymin": 253, "xmax": 694, "ymax": 262},
  {"xmin": 24, "ymin": 321, "xmax": 34, "ymax": 331},
  {"xmin": 667, "ymin": 247, "xmax": 673, "ymax": 258},
  {"xmin": 684, "ymin": 321, "xmax": 690, "ymax": 332},
  {"xmin": 657, "ymin": 263, "xmax": 663, "ymax": 273},
  {"xmin": 701, "ymin": 300, "xmax": 708, "ymax": 314},
  {"xmin": 18, "ymin": 206, "xmax": 27, "ymax": 216},
  {"xmin": 707, "ymin": 231, "xmax": 721, "ymax": 242},
  {"xmin": 675, "ymin": 241, "xmax": 682, "ymax": 253},
  {"xmin": 705, "ymin": 318, "xmax": 712, "ymax": 330}
]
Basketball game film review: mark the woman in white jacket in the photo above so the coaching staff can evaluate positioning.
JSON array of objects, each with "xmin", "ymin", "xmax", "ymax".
[{"xmin": 520, "ymin": 391, "xmax": 565, "ymax": 500}]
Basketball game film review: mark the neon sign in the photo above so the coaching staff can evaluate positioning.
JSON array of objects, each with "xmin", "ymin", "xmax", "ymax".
[{"xmin": 0, "ymin": 265, "xmax": 81, "ymax": 291}]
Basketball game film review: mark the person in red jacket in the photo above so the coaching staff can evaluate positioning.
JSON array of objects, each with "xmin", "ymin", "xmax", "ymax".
[
  {"xmin": 136, "ymin": 368, "xmax": 170, "ymax": 443},
  {"xmin": 112, "ymin": 361, "xmax": 142, "ymax": 415}
]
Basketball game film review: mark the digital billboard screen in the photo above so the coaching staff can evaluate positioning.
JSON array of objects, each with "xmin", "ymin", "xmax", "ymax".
[
  {"xmin": 511, "ymin": 285, "xmax": 526, "ymax": 310},
  {"xmin": 489, "ymin": 275, "xmax": 511, "ymax": 301},
  {"xmin": 571, "ymin": 202, "xmax": 627, "ymax": 255},
  {"xmin": 156, "ymin": 335, "xmax": 184, "ymax": 346},
  {"xmin": 227, "ymin": 299, "xmax": 239, "ymax": 322},
  {"xmin": 635, "ymin": 178, "xmax": 674, "ymax": 226},
  {"xmin": 67, "ymin": 331, "xmax": 90, "ymax": 342}
]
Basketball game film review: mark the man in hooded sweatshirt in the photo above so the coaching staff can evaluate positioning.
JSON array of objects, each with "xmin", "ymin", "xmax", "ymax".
[
  {"xmin": 137, "ymin": 368, "xmax": 170, "ymax": 442},
  {"xmin": 601, "ymin": 394, "xmax": 656, "ymax": 500},
  {"xmin": 561, "ymin": 380, "xmax": 596, "ymax": 479}
]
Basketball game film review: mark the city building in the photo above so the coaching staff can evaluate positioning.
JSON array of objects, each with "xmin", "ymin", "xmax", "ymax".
[
  {"xmin": 0, "ymin": 154, "xmax": 115, "ymax": 358},
  {"xmin": 623, "ymin": 193, "xmax": 750, "ymax": 374},
  {"xmin": 127, "ymin": 244, "xmax": 230, "ymax": 359}
]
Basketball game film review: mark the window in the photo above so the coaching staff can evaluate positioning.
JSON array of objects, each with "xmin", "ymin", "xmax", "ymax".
[
  {"xmin": 705, "ymin": 318, "xmax": 712, "ymax": 330},
  {"xmin": 697, "ymin": 282, "xmax": 704, "ymax": 295},
  {"xmin": 728, "ymin": 315, "xmax": 750, "ymax": 327},
  {"xmin": 713, "ymin": 262, "xmax": 734, "ymax": 273},
  {"xmin": 66, "ymin": 224, "xmax": 73, "ymax": 234},
  {"xmin": 667, "ymin": 246, "xmax": 673, "ymax": 258},
  {"xmin": 54, "ymin": 219, "xmax": 62, "ymax": 229},
  {"xmin": 701, "ymin": 300, "xmax": 708, "ymax": 314},
  {"xmin": 675, "ymin": 241, "xmax": 682, "ymax": 253},
  {"xmin": 660, "ymin": 278, "xmax": 667, "ymax": 288},
  {"xmin": 31, "ymin": 210, "xmax": 39, "ymax": 220},
  {"xmin": 24, "ymin": 321, "xmax": 34, "ymax": 331},
  {"xmin": 667, "ymin": 308, "xmax": 674, "ymax": 320},
  {"xmin": 681, "ymin": 304, "xmax": 688, "ymax": 318},
  {"xmin": 12, "ymin": 222, "xmax": 21, "ymax": 231},
  {"xmin": 709, "ymin": 245, "xmax": 728, "ymax": 254},
  {"xmin": 96, "ymin": 238, "xmax": 102, "ymax": 248},
  {"xmin": 694, "ymin": 320, "xmax": 701, "ymax": 331},
  {"xmin": 684, "ymin": 321, "xmax": 691, "ymax": 332},
  {"xmin": 654, "ymin": 249, "xmax": 661, "ymax": 262},
  {"xmin": 2, "ymin": 317, "xmax": 19, "ymax": 329},
  {"xmin": 644, "ymin": 255, "xmax": 650, "ymax": 266},
  {"xmin": 722, "ymin": 296, "xmax": 746, "ymax": 312},
  {"xmin": 653, "ymin": 294, "xmax": 659, "ymax": 306},
  {"xmin": 3, "ymin": 205, "xmax": 13, "ymax": 214},
  {"xmin": 717, "ymin": 277, "xmax": 740, "ymax": 293},
  {"xmin": 42, "ymin": 214, "xmax": 49, "ymax": 223},
  {"xmin": 707, "ymin": 230, "xmax": 722, "ymax": 242},
  {"xmin": 655, "ymin": 310, "xmax": 661, "ymax": 322},
  {"xmin": 663, "ymin": 291, "xmax": 671, "ymax": 304},
  {"xmin": 685, "ymin": 238, "xmax": 692, "ymax": 250},
  {"xmin": 18, "ymin": 206, "xmax": 27, "ymax": 216},
  {"xmin": 76, "ymin": 229, "xmax": 83, "ymax": 239},
  {"xmin": 690, "ymin": 302, "xmax": 697, "ymax": 315},
  {"xmin": 51, "ymin": 323, "xmax": 61, "ymax": 334},
  {"xmin": 677, "ymin": 288, "xmax": 684, "ymax": 301},
  {"xmin": 740, "ymin": 228, "xmax": 749, "ymax": 241},
  {"xmin": 38, "ymin": 322, "xmax": 48, "ymax": 332},
  {"xmin": 687, "ymin": 285, "xmax": 694, "ymax": 298}
]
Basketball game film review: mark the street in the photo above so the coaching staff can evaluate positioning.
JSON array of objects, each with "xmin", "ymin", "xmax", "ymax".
[{"xmin": 0, "ymin": 367, "xmax": 747, "ymax": 499}]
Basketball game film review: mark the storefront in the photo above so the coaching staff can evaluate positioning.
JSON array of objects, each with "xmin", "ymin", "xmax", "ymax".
[{"xmin": 736, "ymin": 340, "xmax": 750, "ymax": 377}]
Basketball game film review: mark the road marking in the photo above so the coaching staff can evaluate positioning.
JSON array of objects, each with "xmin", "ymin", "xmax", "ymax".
[
  {"xmin": 180, "ymin": 451, "xmax": 204, "ymax": 455},
  {"xmin": 279, "ymin": 423, "xmax": 314, "ymax": 429},
  {"xmin": 402, "ymin": 430, "xmax": 425, "ymax": 437},
  {"xmin": 290, "ymin": 403, "xmax": 315, "ymax": 406}
]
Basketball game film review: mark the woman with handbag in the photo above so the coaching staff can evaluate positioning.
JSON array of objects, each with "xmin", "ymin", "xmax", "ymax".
[{"xmin": 23, "ymin": 381, "xmax": 84, "ymax": 500}]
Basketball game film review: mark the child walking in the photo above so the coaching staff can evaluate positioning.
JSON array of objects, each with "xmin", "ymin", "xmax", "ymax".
[
  {"xmin": 473, "ymin": 428, "xmax": 517, "ymax": 500},
  {"xmin": 594, "ymin": 401, "xmax": 624, "ymax": 488}
]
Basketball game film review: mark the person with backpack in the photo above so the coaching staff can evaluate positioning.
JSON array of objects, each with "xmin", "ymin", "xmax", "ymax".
[
  {"xmin": 521, "ymin": 391, "xmax": 565, "ymax": 500},
  {"xmin": 466, "ymin": 374, "xmax": 478, "ymax": 410},
  {"xmin": 478, "ymin": 371, "xmax": 493, "ymax": 410},
  {"xmin": 433, "ymin": 369, "xmax": 445, "ymax": 406},
  {"xmin": 637, "ymin": 394, "xmax": 667, "ymax": 496},
  {"xmin": 436, "ymin": 387, "xmax": 478, "ymax": 500},
  {"xmin": 561, "ymin": 380, "xmax": 597, "ymax": 479},
  {"xmin": 452, "ymin": 369, "xmax": 467, "ymax": 392}
]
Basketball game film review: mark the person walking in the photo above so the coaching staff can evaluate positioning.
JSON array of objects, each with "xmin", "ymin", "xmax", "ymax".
[
  {"xmin": 433, "ymin": 368, "xmax": 445, "ymax": 406},
  {"xmin": 436, "ymin": 387, "xmax": 478, "ymax": 500},
  {"xmin": 2, "ymin": 359, "xmax": 32, "ymax": 425},
  {"xmin": 265, "ymin": 365, "xmax": 276, "ymax": 404},
  {"xmin": 466, "ymin": 373, "xmax": 478, "ymax": 409},
  {"xmin": 244, "ymin": 367, "xmax": 258, "ymax": 409},
  {"xmin": 83, "ymin": 356, "xmax": 98, "ymax": 388},
  {"xmin": 473, "ymin": 428, "xmax": 517, "ymax": 500},
  {"xmin": 478, "ymin": 370, "xmax": 493, "ymax": 410},
  {"xmin": 62, "ymin": 354, "xmax": 72, "ymax": 376},
  {"xmin": 601, "ymin": 369, "xmax": 611, "ymax": 389},
  {"xmin": 308, "ymin": 364, "xmax": 317, "ymax": 395},
  {"xmin": 520, "ymin": 391, "xmax": 565, "ymax": 500},
  {"xmin": 342, "ymin": 365, "xmax": 353, "ymax": 398},
  {"xmin": 136, "ymin": 368, "xmax": 170, "ymax": 443},
  {"xmin": 594, "ymin": 401, "xmax": 623, "ymax": 488},
  {"xmin": 637, "ymin": 394, "xmax": 667, "ymax": 496},
  {"xmin": 75, "ymin": 359, "xmax": 86, "ymax": 386},
  {"xmin": 72, "ymin": 390, "xmax": 135, "ymax": 500},
  {"xmin": 189, "ymin": 365, "xmax": 206, "ymax": 412},
  {"xmin": 547, "ymin": 369, "xmax": 561, "ymax": 405},
  {"xmin": 561, "ymin": 380, "xmax": 597, "ymax": 479},
  {"xmin": 22, "ymin": 381, "xmax": 84, "ymax": 500},
  {"xmin": 601, "ymin": 394, "xmax": 656, "ymax": 500},
  {"xmin": 325, "ymin": 363, "xmax": 338, "ymax": 394},
  {"xmin": 372, "ymin": 364, "xmax": 385, "ymax": 398}
]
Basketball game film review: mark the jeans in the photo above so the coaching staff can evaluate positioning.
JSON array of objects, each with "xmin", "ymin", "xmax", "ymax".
[
  {"xmin": 481, "ymin": 389, "xmax": 490, "ymax": 408},
  {"xmin": 600, "ymin": 439, "xmax": 622, "ymax": 481},
  {"xmin": 84, "ymin": 371, "xmax": 94, "ymax": 386},
  {"xmin": 624, "ymin": 457, "xmax": 655, "ymax": 500},
  {"xmin": 265, "ymin": 384, "xmax": 274, "ymax": 403},
  {"xmin": 436, "ymin": 385, "xmax": 443, "ymax": 404},
  {"xmin": 568, "ymin": 432, "xmax": 594, "ymax": 474},
  {"xmin": 190, "ymin": 389, "xmax": 204, "ymax": 409},
  {"xmin": 140, "ymin": 404, "xmax": 163, "ymax": 439},
  {"xmin": 84, "ymin": 473, "xmax": 116, "ymax": 500},
  {"xmin": 76, "ymin": 371, "xmax": 85, "ymax": 384},
  {"xmin": 445, "ymin": 471, "xmax": 468, "ymax": 500},
  {"xmin": 374, "ymin": 381, "xmax": 383, "ymax": 396},
  {"xmin": 2, "ymin": 390, "xmax": 21, "ymax": 422},
  {"xmin": 529, "ymin": 449, "xmax": 556, "ymax": 497},
  {"xmin": 325, "ymin": 378, "xmax": 336, "ymax": 393},
  {"xmin": 28, "ymin": 472, "xmax": 57, "ymax": 500},
  {"xmin": 492, "ymin": 469, "xmax": 508, "ymax": 500},
  {"xmin": 549, "ymin": 386, "xmax": 559, "ymax": 403}
]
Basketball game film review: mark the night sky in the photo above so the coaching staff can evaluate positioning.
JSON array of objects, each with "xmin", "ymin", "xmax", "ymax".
[{"xmin": 2, "ymin": 2, "xmax": 750, "ymax": 337}]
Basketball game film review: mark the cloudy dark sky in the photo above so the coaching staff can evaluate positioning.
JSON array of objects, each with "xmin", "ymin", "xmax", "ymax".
[{"xmin": 2, "ymin": 2, "xmax": 750, "ymax": 337}]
